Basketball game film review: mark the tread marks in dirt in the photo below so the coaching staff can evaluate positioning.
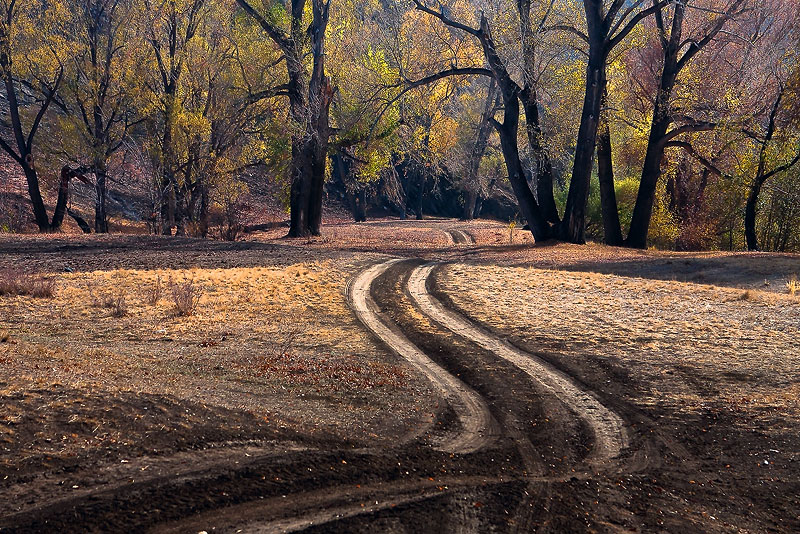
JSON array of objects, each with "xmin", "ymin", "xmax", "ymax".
[
  {"xmin": 446, "ymin": 229, "xmax": 475, "ymax": 245},
  {"xmin": 408, "ymin": 262, "xmax": 629, "ymax": 466},
  {"xmin": 347, "ymin": 258, "xmax": 497, "ymax": 454},
  {"xmin": 1, "ymin": 257, "xmax": 641, "ymax": 534}
]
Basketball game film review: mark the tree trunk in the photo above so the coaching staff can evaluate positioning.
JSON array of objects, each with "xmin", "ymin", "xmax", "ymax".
[
  {"xmin": 22, "ymin": 158, "xmax": 50, "ymax": 232},
  {"xmin": 94, "ymin": 160, "xmax": 109, "ymax": 233},
  {"xmin": 558, "ymin": 50, "xmax": 605, "ymax": 244},
  {"xmin": 625, "ymin": 115, "xmax": 672, "ymax": 248},
  {"xmin": 493, "ymin": 95, "xmax": 551, "ymax": 242},
  {"xmin": 462, "ymin": 79, "xmax": 498, "ymax": 221},
  {"xmin": 288, "ymin": 141, "xmax": 313, "ymax": 237},
  {"xmin": 744, "ymin": 176, "xmax": 764, "ymax": 250},
  {"xmin": 596, "ymin": 118, "xmax": 623, "ymax": 245},
  {"xmin": 477, "ymin": 14, "xmax": 550, "ymax": 242},
  {"xmin": 462, "ymin": 189, "xmax": 478, "ymax": 221},
  {"xmin": 521, "ymin": 92, "xmax": 559, "ymax": 225}
]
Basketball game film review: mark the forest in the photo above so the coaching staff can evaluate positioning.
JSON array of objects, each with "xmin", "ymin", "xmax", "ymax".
[{"xmin": 0, "ymin": 0, "xmax": 798, "ymax": 251}]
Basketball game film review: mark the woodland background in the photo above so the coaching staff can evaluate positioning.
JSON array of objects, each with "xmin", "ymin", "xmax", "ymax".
[{"xmin": 0, "ymin": 0, "xmax": 798, "ymax": 251}]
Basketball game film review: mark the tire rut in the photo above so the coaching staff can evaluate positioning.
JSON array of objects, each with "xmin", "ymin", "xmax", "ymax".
[
  {"xmin": 346, "ymin": 259, "xmax": 497, "ymax": 454},
  {"xmin": 446, "ymin": 229, "xmax": 475, "ymax": 245},
  {"xmin": 408, "ymin": 261, "xmax": 629, "ymax": 465}
]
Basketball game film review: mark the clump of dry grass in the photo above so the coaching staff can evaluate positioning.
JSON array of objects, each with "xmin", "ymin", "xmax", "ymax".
[
  {"xmin": 788, "ymin": 276, "xmax": 799, "ymax": 296},
  {"xmin": 109, "ymin": 293, "xmax": 128, "ymax": 318},
  {"xmin": 168, "ymin": 278, "xmax": 202, "ymax": 317},
  {"xmin": 144, "ymin": 275, "xmax": 162, "ymax": 306},
  {"xmin": 0, "ymin": 268, "xmax": 56, "ymax": 298}
]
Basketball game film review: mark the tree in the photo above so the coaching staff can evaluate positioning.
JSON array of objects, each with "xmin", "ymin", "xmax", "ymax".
[
  {"xmin": 236, "ymin": 0, "xmax": 333, "ymax": 237},
  {"xmin": 0, "ymin": 0, "xmax": 67, "ymax": 232},
  {"xmin": 60, "ymin": 0, "xmax": 140, "ymax": 233},
  {"xmin": 553, "ymin": 0, "xmax": 669, "ymax": 243},
  {"xmin": 409, "ymin": 0, "xmax": 559, "ymax": 241},
  {"xmin": 623, "ymin": 0, "xmax": 747, "ymax": 248},
  {"xmin": 744, "ymin": 77, "xmax": 800, "ymax": 250}
]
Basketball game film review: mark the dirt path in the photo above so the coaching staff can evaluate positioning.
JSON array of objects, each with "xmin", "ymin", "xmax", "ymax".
[
  {"xmin": 346, "ymin": 259, "xmax": 496, "ymax": 454},
  {"xmin": 408, "ymin": 262, "xmax": 628, "ymax": 465},
  {"xmin": 8, "ymin": 250, "xmax": 787, "ymax": 532}
]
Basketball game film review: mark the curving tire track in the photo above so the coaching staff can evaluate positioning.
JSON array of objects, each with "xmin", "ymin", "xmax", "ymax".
[
  {"xmin": 446, "ymin": 229, "xmax": 475, "ymax": 245},
  {"xmin": 407, "ymin": 262, "xmax": 629, "ymax": 465},
  {"xmin": 347, "ymin": 259, "xmax": 496, "ymax": 454}
]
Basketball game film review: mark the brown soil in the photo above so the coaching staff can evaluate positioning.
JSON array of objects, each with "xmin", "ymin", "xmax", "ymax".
[{"xmin": 0, "ymin": 219, "xmax": 798, "ymax": 533}]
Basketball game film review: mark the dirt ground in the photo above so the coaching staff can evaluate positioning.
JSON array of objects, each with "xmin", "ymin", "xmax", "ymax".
[{"xmin": 0, "ymin": 219, "xmax": 798, "ymax": 533}]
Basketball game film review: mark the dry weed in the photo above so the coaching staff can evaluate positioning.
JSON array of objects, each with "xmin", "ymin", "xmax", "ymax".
[
  {"xmin": 0, "ymin": 268, "xmax": 56, "ymax": 298},
  {"xmin": 144, "ymin": 275, "xmax": 162, "ymax": 306},
  {"xmin": 168, "ymin": 278, "xmax": 202, "ymax": 317},
  {"xmin": 109, "ymin": 292, "xmax": 128, "ymax": 318},
  {"xmin": 788, "ymin": 276, "xmax": 799, "ymax": 296}
]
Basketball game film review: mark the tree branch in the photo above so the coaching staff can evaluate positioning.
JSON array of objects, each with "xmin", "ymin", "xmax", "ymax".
[{"xmin": 411, "ymin": 0, "xmax": 480, "ymax": 37}]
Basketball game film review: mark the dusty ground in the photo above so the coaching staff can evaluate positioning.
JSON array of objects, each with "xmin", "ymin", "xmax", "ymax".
[{"xmin": 0, "ymin": 218, "xmax": 798, "ymax": 533}]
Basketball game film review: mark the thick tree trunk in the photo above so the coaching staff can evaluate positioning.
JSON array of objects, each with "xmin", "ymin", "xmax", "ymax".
[
  {"xmin": 558, "ymin": 50, "xmax": 605, "ymax": 244},
  {"xmin": 23, "ymin": 160, "xmax": 50, "ymax": 232},
  {"xmin": 50, "ymin": 167, "xmax": 72, "ymax": 231},
  {"xmin": 596, "ymin": 119, "xmax": 623, "ymax": 245},
  {"xmin": 477, "ymin": 14, "xmax": 550, "ymax": 242},
  {"xmin": 521, "ymin": 93, "xmax": 559, "ymax": 225},
  {"xmin": 462, "ymin": 189, "xmax": 478, "ymax": 221},
  {"xmin": 625, "ymin": 115, "xmax": 672, "ymax": 248},
  {"xmin": 493, "ymin": 96, "xmax": 551, "ymax": 242},
  {"xmin": 625, "ymin": 3, "xmax": 686, "ymax": 249},
  {"xmin": 745, "ymin": 177, "xmax": 764, "ymax": 251},
  {"xmin": 288, "ymin": 141, "xmax": 313, "ymax": 237}
]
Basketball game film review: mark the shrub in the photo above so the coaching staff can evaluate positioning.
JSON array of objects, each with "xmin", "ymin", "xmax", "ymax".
[
  {"xmin": 110, "ymin": 292, "xmax": 128, "ymax": 318},
  {"xmin": 168, "ymin": 278, "xmax": 202, "ymax": 317}
]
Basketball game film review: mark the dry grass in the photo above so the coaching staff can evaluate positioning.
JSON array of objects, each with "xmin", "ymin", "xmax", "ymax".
[
  {"xmin": 0, "ymin": 268, "xmax": 56, "ymax": 298},
  {"xmin": 168, "ymin": 277, "xmax": 202, "ymax": 316},
  {"xmin": 788, "ymin": 276, "xmax": 799, "ymax": 296},
  {"xmin": 0, "ymin": 247, "xmax": 435, "ymax": 447}
]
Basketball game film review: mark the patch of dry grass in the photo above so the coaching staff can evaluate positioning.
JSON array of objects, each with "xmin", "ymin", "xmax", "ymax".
[
  {"xmin": 0, "ymin": 268, "xmax": 56, "ymax": 298},
  {"xmin": 0, "ymin": 252, "xmax": 434, "ymax": 447}
]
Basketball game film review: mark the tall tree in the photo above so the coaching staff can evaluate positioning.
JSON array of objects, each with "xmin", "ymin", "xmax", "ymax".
[
  {"xmin": 0, "ymin": 0, "xmax": 67, "ymax": 232},
  {"xmin": 624, "ymin": 0, "xmax": 747, "ymax": 248},
  {"xmin": 236, "ymin": 0, "xmax": 333, "ymax": 237},
  {"xmin": 62, "ymin": 0, "xmax": 140, "ymax": 233},
  {"xmin": 555, "ymin": 0, "xmax": 668, "ymax": 243},
  {"xmin": 744, "ymin": 79, "xmax": 800, "ymax": 250},
  {"xmin": 141, "ymin": 0, "xmax": 207, "ymax": 235},
  {"xmin": 409, "ymin": 0, "xmax": 558, "ymax": 241}
]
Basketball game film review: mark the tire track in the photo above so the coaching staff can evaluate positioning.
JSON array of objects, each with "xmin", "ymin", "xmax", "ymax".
[
  {"xmin": 347, "ymin": 259, "xmax": 496, "ymax": 454},
  {"xmin": 407, "ymin": 262, "xmax": 629, "ymax": 465},
  {"xmin": 446, "ymin": 229, "xmax": 475, "ymax": 245},
  {"xmin": 152, "ymin": 476, "xmax": 505, "ymax": 534}
]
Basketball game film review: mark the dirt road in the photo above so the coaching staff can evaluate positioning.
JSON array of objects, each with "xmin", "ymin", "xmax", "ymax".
[{"xmin": 2, "ymin": 247, "xmax": 796, "ymax": 533}]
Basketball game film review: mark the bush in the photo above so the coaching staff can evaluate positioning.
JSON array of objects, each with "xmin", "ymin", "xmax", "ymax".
[
  {"xmin": 168, "ymin": 278, "xmax": 202, "ymax": 317},
  {"xmin": 0, "ymin": 269, "xmax": 56, "ymax": 298}
]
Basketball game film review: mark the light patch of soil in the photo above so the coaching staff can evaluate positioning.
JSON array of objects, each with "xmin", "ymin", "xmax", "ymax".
[{"xmin": 438, "ymin": 263, "xmax": 800, "ymax": 425}]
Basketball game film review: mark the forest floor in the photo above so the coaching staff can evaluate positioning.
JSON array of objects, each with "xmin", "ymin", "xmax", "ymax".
[{"xmin": 0, "ymin": 218, "xmax": 798, "ymax": 533}]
